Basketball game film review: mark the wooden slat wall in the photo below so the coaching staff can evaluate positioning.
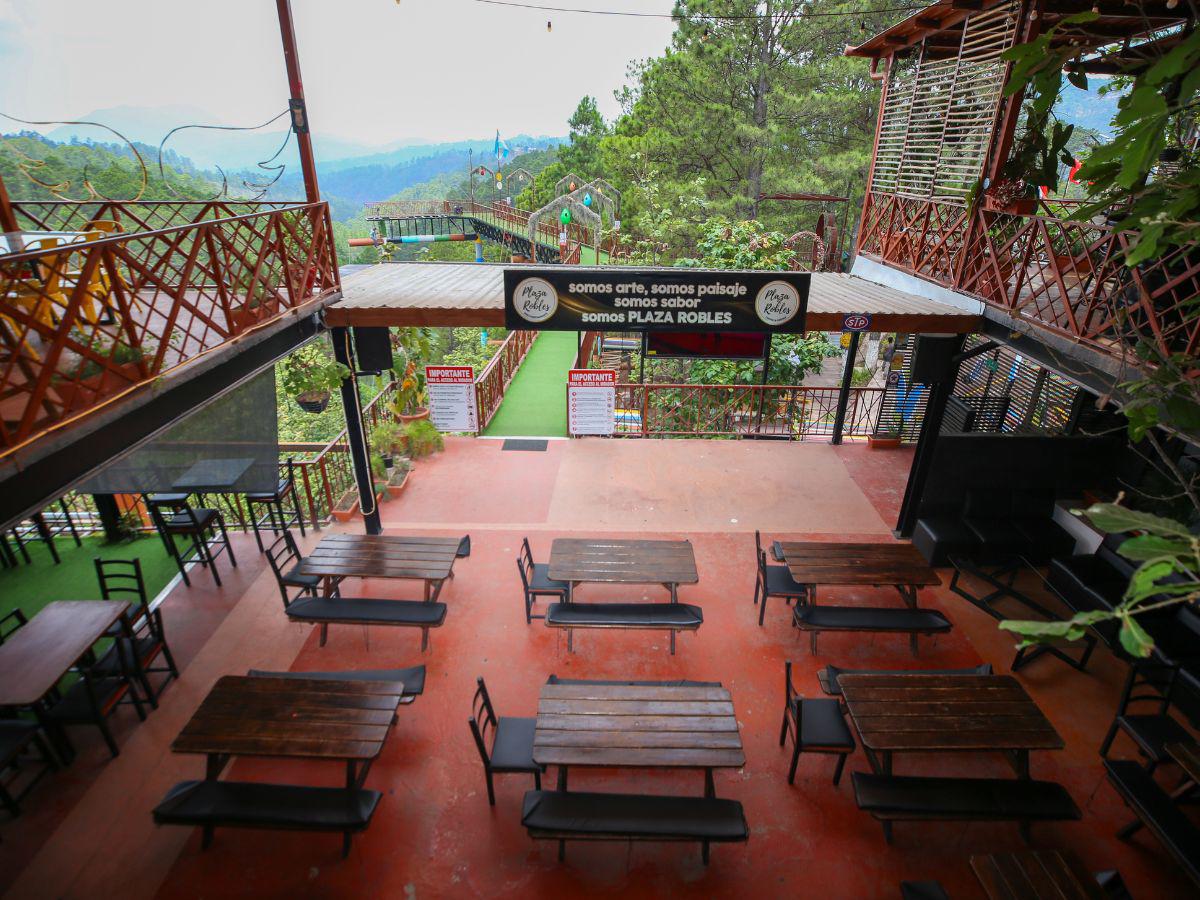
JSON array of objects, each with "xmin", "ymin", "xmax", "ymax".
[{"xmin": 871, "ymin": 2, "xmax": 1018, "ymax": 203}]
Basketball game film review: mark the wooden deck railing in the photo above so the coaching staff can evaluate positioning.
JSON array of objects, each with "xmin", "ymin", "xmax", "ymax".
[
  {"xmin": 608, "ymin": 384, "xmax": 886, "ymax": 440},
  {"xmin": 2, "ymin": 200, "xmax": 340, "ymax": 456},
  {"xmin": 475, "ymin": 330, "xmax": 537, "ymax": 431},
  {"xmin": 856, "ymin": 190, "xmax": 1200, "ymax": 363}
]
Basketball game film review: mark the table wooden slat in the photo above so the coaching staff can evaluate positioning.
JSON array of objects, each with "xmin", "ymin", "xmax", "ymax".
[
  {"xmin": 532, "ymin": 682, "xmax": 743, "ymax": 769},
  {"xmin": 0, "ymin": 601, "xmax": 130, "ymax": 707},
  {"xmin": 779, "ymin": 540, "xmax": 941, "ymax": 587},
  {"xmin": 171, "ymin": 675, "xmax": 403, "ymax": 761},
  {"xmin": 841, "ymin": 674, "xmax": 1064, "ymax": 754},
  {"xmin": 971, "ymin": 851, "xmax": 1105, "ymax": 899},
  {"xmin": 547, "ymin": 539, "xmax": 699, "ymax": 585},
  {"xmin": 297, "ymin": 533, "xmax": 461, "ymax": 581}
]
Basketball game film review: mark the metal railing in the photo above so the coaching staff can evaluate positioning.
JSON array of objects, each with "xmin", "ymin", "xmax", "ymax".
[
  {"xmin": 607, "ymin": 383, "xmax": 885, "ymax": 440},
  {"xmin": 475, "ymin": 330, "xmax": 536, "ymax": 431},
  {"xmin": 2, "ymin": 200, "xmax": 341, "ymax": 456},
  {"xmin": 856, "ymin": 190, "xmax": 1200, "ymax": 363}
]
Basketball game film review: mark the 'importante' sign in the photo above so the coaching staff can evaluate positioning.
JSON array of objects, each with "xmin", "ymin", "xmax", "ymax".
[{"xmin": 504, "ymin": 268, "xmax": 809, "ymax": 333}]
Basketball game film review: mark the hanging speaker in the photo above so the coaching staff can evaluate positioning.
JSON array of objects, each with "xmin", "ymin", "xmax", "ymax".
[
  {"xmin": 910, "ymin": 334, "xmax": 962, "ymax": 384},
  {"xmin": 353, "ymin": 327, "xmax": 394, "ymax": 373}
]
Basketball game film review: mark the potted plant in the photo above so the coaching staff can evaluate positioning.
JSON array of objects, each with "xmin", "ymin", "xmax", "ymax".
[
  {"xmin": 983, "ymin": 178, "xmax": 1037, "ymax": 215},
  {"xmin": 280, "ymin": 341, "xmax": 350, "ymax": 414},
  {"xmin": 868, "ymin": 420, "xmax": 903, "ymax": 450},
  {"xmin": 403, "ymin": 419, "xmax": 444, "ymax": 459},
  {"xmin": 331, "ymin": 487, "xmax": 359, "ymax": 522},
  {"xmin": 370, "ymin": 421, "xmax": 401, "ymax": 468},
  {"xmin": 387, "ymin": 327, "xmax": 434, "ymax": 421},
  {"xmin": 386, "ymin": 457, "xmax": 412, "ymax": 497}
]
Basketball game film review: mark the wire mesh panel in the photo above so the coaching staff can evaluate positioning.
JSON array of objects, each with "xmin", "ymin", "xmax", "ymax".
[{"xmin": 77, "ymin": 369, "xmax": 280, "ymax": 495}]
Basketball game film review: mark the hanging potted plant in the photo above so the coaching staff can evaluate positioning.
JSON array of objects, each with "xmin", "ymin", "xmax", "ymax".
[{"xmin": 280, "ymin": 341, "xmax": 350, "ymax": 414}]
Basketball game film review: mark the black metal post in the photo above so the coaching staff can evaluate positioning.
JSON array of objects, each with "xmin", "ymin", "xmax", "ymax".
[
  {"xmin": 331, "ymin": 327, "xmax": 382, "ymax": 535},
  {"xmin": 831, "ymin": 331, "xmax": 861, "ymax": 445},
  {"xmin": 92, "ymin": 494, "xmax": 123, "ymax": 542},
  {"xmin": 753, "ymin": 337, "xmax": 773, "ymax": 432}
]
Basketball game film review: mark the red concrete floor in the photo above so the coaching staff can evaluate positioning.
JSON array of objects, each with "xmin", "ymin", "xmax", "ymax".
[{"xmin": 3, "ymin": 439, "xmax": 1195, "ymax": 899}]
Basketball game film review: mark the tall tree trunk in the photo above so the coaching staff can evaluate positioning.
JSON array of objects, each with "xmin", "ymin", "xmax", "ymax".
[{"xmin": 747, "ymin": 2, "xmax": 773, "ymax": 218}]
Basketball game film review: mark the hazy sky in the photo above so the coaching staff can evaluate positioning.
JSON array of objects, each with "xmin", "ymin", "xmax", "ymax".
[{"xmin": 0, "ymin": 0, "xmax": 678, "ymax": 146}]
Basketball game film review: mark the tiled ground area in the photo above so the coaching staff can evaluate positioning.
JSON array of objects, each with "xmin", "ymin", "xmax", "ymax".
[{"xmin": 1, "ymin": 438, "xmax": 1194, "ymax": 899}]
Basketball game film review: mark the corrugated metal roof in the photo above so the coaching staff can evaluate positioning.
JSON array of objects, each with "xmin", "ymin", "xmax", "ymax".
[{"xmin": 325, "ymin": 262, "xmax": 981, "ymax": 333}]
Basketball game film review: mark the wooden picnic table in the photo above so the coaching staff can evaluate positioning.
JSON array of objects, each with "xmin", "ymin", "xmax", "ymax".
[
  {"xmin": 547, "ymin": 538, "xmax": 699, "ymax": 602},
  {"xmin": 839, "ymin": 673, "xmax": 1063, "ymax": 778},
  {"xmin": 532, "ymin": 681, "xmax": 743, "ymax": 795},
  {"xmin": 0, "ymin": 600, "xmax": 131, "ymax": 708},
  {"xmin": 297, "ymin": 533, "xmax": 462, "ymax": 601},
  {"xmin": 173, "ymin": 674, "xmax": 405, "ymax": 786},
  {"xmin": 779, "ymin": 540, "xmax": 941, "ymax": 607},
  {"xmin": 971, "ymin": 850, "xmax": 1105, "ymax": 899}
]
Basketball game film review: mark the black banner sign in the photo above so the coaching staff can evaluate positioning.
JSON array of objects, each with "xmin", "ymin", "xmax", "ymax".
[{"xmin": 503, "ymin": 267, "xmax": 809, "ymax": 333}]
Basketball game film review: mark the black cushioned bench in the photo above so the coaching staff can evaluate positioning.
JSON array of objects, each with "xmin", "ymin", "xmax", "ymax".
[
  {"xmin": 851, "ymin": 772, "xmax": 1080, "ymax": 843},
  {"xmin": 1105, "ymin": 759, "xmax": 1200, "ymax": 887},
  {"xmin": 247, "ymin": 666, "xmax": 426, "ymax": 704},
  {"xmin": 521, "ymin": 789, "xmax": 748, "ymax": 864},
  {"xmin": 284, "ymin": 597, "xmax": 447, "ymax": 651},
  {"xmin": 152, "ymin": 780, "xmax": 381, "ymax": 857},
  {"xmin": 545, "ymin": 602, "xmax": 703, "ymax": 655},
  {"xmin": 818, "ymin": 663, "xmax": 992, "ymax": 697},
  {"xmin": 792, "ymin": 605, "xmax": 952, "ymax": 656}
]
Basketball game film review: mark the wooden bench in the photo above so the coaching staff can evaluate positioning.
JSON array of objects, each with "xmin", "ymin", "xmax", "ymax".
[
  {"xmin": 792, "ymin": 605, "xmax": 952, "ymax": 656},
  {"xmin": 851, "ymin": 772, "xmax": 1080, "ymax": 844},
  {"xmin": 521, "ymin": 790, "xmax": 748, "ymax": 864},
  {"xmin": 545, "ymin": 602, "xmax": 703, "ymax": 654},
  {"xmin": 247, "ymin": 665, "xmax": 426, "ymax": 704},
  {"xmin": 152, "ymin": 780, "xmax": 381, "ymax": 857},
  {"xmin": 1105, "ymin": 759, "xmax": 1200, "ymax": 887},
  {"xmin": 284, "ymin": 597, "xmax": 447, "ymax": 651},
  {"xmin": 818, "ymin": 663, "xmax": 992, "ymax": 697}
]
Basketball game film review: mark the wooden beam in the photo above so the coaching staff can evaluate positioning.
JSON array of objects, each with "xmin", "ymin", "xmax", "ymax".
[{"xmin": 0, "ymin": 171, "xmax": 18, "ymax": 234}]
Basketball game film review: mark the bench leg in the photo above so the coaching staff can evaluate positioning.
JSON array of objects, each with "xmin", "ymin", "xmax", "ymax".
[
  {"xmin": 342, "ymin": 832, "xmax": 353, "ymax": 858},
  {"xmin": 832, "ymin": 753, "xmax": 848, "ymax": 786},
  {"xmin": 1018, "ymin": 821, "xmax": 1032, "ymax": 844},
  {"xmin": 319, "ymin": 623, "xmax": 329, "ymax": 647},
  {"xmin": 567, "ymin": 629, "xmax": 573, "ymax": 653},
  {"xmin": 909, "ymin": 632, "xmax": 919, "ymax": 657},
  {"xmin": 881, "ymin": 821, "xmax": 893, "ymax": 845},
  {"xmin": 558, "ymin": 840, "xmax": 566, "ymax": 862},
  {"xmin": 421, "ymin": 627, "xmax": 430, "ymax": 652},
  {"xmin": 702, "ymin": 840, "xmax": 710, "ymax": 865},
  {"xmin": 670, "ymin": 631, "xmax": 676, "ymax": 655},
  {"xmin": 201, "ymin": 825, "xmax": 214, "ymax": 850},
  {"xmin": 809, "ymin": 631, "xmax": 817, "ymax": 655}
]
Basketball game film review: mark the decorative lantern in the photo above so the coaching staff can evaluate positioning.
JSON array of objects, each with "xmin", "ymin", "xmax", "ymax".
[
  {"xmin": 568, "ymin": 181, "xmax": 576, "ymax": 191},
  {"xmin": 583, "ymin": 192, "xmax": 593, "ymax": 207},
  {"xmin": 560, "ymin": 208, "xmax": 572, "ymax": 225}
]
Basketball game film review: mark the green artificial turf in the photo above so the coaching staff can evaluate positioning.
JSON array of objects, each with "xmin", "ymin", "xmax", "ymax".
[
  {"xmin": 0, "ymin": 533, "xmax": 179, "ymax": 622},
  {"xmin": 482, "ymin": 331, "xmax": 577, "ymax": 437}
]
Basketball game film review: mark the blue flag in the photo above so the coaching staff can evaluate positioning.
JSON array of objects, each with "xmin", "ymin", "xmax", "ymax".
[{"xmin": 494, "ymin": 130, "xmax": 510, "ymax": 160}]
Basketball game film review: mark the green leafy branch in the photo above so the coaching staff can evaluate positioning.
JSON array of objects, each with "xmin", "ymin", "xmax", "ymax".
[{"xmin": 1000, "ymin": 502, "xmax": 1200, "ymax": 658}]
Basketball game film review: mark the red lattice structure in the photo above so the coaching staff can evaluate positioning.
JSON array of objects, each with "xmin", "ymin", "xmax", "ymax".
[{"xmin": 1, "ymin": 200, "xmax": 340, "ymax": 456}]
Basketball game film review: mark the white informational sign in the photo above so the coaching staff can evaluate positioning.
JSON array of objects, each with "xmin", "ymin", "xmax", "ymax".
[
  {"xmin": 568, "ymin": 369, "xmax": 616, "ymax": 436},
  {"xmin": 425, "ymin": 365, "xmax": 478, "ymax": 434}
]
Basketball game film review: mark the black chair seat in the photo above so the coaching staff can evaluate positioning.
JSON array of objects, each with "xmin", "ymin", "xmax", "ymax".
[
  {"xmin": 793, "ymin": 605, "xmax": 951, "ymax": 633},
  {"xmin": 530, "ymin": 563, "xmax": 567, "ymax": 592},
  {"xmin": 1012, "ymin": 518, "xmax": 1074, "ymax": 560},
  {"xmin": 152, "ymin": 780, "xmax": 380, "ymax": 832},
  {"xmin": 764, "ymin": 564, "xmax": 807, "ymax": 596},
  {"xmin": 42, "ymin": 677, "xmax": 128, "ymax": 722},
  {"xmin": 792, "ymin": 697, "xmax": 854, "ymax": 750},
  {"xmin": 245, "ymin": 479, "xmax": 291, "ymax": 502},
  {"xmin": 851, "ymin": 772, "xmax": 1080, "ymax": 821},
  {"xmin": 490, "ymin": 716, "xmax": 540, "ymax": 772},
  {"xmin": 1105, "ymin": 759, "xmax": 1200, "ymax": 887},
  {"xmin": 282, "ymin": 563, "xmax": 321, "ymax": 590},
  {"xmin": 286, "ymin": 597, "xmax": 447, "ymax": 627},
  {"xmin": 0, "ymin": 720, "xmax": 40, "ymax": 763},
  {"xmin": 247, "ymin": 666, "xmax": 426, "ymax": 699},
  {"xmin": 1114, "ymin": 713, "xmax": 1194, "ymax": 763},
  {"xmin": 912, "ymin": 516, "xmax": 976, "ymax": 566},
  {"xmin": 521, "ymin": 790, "xmax": 749, "ymax": 842},
  {"xmin": 1046, "ymin": 555, "xmax": 1128, "ymax": 615},
  {"xmin": 160, "ymin": 508, "xmax": 221, "ymax": 534},
  {"xmin": 545, "ymin": 603, "xmax": 703, "ymax": 629},
  {"xmin": 148, "ymin": 492, "xmax": 190, "ymax": 505},
  {"xmin": 92, "ymin": 636, "xmax": 162, "ymax": 675},
  {"xmin": 457, "ymin": 536, "xmax": 471, "ymax": 558},
  {"xmin": 547, "ymin": 675, "xmax": 720, "ymax": 687},
  {"xmin": 819, "ymin": 663, "xmax": 993, "ymax": 696}
]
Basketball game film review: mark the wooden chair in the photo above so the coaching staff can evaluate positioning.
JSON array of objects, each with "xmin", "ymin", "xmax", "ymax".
[
  {"xmin": 1100, "ymin": 662, "xmax": 1193, "ymax": 773},
  {"xmin": 91, "ymin": 558, "xmax": 179, "ymax": 708},
  {"xmin": 517, "ymin": 537, "xmax": 567, "ymax": 623},
  {"xmin": 754, "ymin": 531, "xmax": 809, "ymax": 626},
  {"xmin": 245, "ymin": 459, "xmax": 305, "ymax": 552},
  {"xmin": 144, "ymin": 494, "xmax": 236, "ymax": 588},
  {"xmin": 0, "ymin": 720, "xmax": 58, "ymax": 817},
  {"xmin": 468, "ymin": 676, "xmax": 542, "ymax": 805},
  {"xmin": 264, "ymin": 530, "xmax": 338, "ymax": 604},
  {"xmin": 0, "ymin": 609, "xmax": 27, "ymax": 644},
  {"xmin": 780, "ymin": 660, "xmax": 855, "ymax": 785},
  {"xmin": 42, "ymin": 658, "xmax": 146, "ymax": 760}
]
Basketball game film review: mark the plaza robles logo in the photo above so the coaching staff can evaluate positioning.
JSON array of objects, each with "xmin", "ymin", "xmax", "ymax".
[
  {"xmin": 513, "ymin": 277, "xmax": 558, "ymax": 324},
  {"xmin": 754, "ymin": 280, "xmax": 801, "ymax": 326}
]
